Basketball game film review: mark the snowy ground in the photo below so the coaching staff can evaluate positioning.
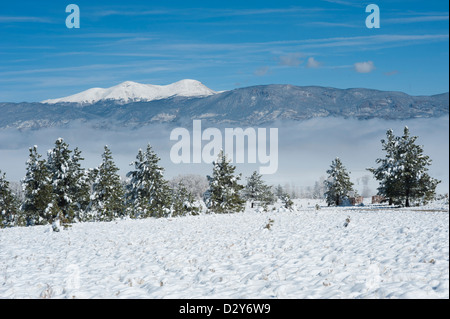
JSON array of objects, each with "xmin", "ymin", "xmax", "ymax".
[{"xmin": 0, "ymin": 199, "xmax": 448, "ymax": 299}]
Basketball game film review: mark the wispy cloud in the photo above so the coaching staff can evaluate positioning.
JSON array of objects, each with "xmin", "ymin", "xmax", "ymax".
[
  {"xmin": 91, "ymin": 6, "xmax": 327, "ymax": 19},
  {"xmin": 384, "ymin": 70, "xmax": 399, "ymax": 76},
  {"xmin": 219, "ymin": 6, "xmax": 326, "ymax": 16},
  {"xmin": 254, "ymin": 66, "xmax": 270, "ymax": 76},
  {"xmin": 303, "ymin": 21, "xmax": 359, "ymax": 28},
  {"xmin": 126, "ymin": 34, "xmax": 449, "ymax": 58},
  {"xmin": 298, "ymin": 34, "xmax": 449, "ymax": 48},
  {"xmin": 384, "ymin": 15, "xmax": 449, "ymax": 24},
  {"xmin": 95, "ymin": 9, "xmax": 170, "ymax": 17},
  {"xmin": 66, "ymin": 32, "xmax": 157, "ymax": 39},
  {"xmin": 320, "ymin": 0, "xmax": 363, "ymax": 8},
  {"xmin": 279, "ymin": 53, "xmax": 305, "ymax": 67},
  {"xmin": 0, "ymin": 16, "xmax": 55, "ymax": 23},
  {"xmin": 0, "ymin": 63, "xmax": 155, "ymax": 77}
]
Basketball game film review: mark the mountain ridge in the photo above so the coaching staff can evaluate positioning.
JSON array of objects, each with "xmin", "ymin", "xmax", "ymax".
[{"xmin": 1, "ymin": 83, "xmax": 448, "ymax": 130}]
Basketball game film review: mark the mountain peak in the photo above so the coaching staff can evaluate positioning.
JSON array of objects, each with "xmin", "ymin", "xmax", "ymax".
[
  {"xmin": 174, "ymin": 79, "xmax": 201, "ymax": 84},
  {"xmin": 117, "ymin": 81, "xmax": 141, "ymax": 87},
  {"xmin": 42, "ymin": 79, "xmax": 217, "ymax": 105}
]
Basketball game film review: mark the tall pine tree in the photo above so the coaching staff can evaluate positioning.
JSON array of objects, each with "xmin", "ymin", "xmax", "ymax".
[
  {"xmin": 243, "ymin": 171, "xmax": 275, "ymax": 208},
  {"xmin": 368, "ymin": 127, "xmax": 440, "ymax": 207},
  {"xmin": 126, "ymin": 144, "xmax": 172, "ymax": 218},
  {"xmin": 171, "ymin": 181, "xmax": 201, "ymax": 217},
  {"xmin": 88, "ymin": 146, "xmax": 125, "ymax": 221},
  {"xmin": 46, "ymin": 138, "xmax": 72, "ymax": 226},
  {"xmin": 204, "ymin": 150, "xmax": 245, "ymax": 213},
  {"xmin": 324, "ymin": 157, "xmax": 355, "ymax": 206},
  {"xmin": 46, "ymin": 138, "xmax": 89, "ymax": 226},
  {"xmin": 0, "ymin": 170, "xmax": 19, "ymax": 228},
  {"xmin": 69, "ymin": 147, "xmax": 90, "ymax": 218},
  {"xmin": 21, "ymin": 146, "xmax": 53, "ymax": 225}
]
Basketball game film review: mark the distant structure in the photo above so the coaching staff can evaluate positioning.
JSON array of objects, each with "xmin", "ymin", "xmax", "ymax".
[
  {"xmin": 349, "ymin": 196, "xmax": 364, "ymax": 206},
  {"xmin": 371, "ymin": 195, "xmax": 386, "ymax": 204}
]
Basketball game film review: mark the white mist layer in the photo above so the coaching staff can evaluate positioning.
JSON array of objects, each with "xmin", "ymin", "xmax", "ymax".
[{"xmin": 0, "ymin": 116, "xmax": 448, "ymax": 195}]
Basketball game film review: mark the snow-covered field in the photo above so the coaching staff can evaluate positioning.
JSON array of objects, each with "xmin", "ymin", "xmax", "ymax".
[{"xmin": 0, "ymin": 199, "xmax": 448, "ymax": 299}]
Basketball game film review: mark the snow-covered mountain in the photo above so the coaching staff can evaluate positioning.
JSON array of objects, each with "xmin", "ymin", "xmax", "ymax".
[{"xmin": 42, "ymin": 79, "xmax": 217, "ymax": 104}]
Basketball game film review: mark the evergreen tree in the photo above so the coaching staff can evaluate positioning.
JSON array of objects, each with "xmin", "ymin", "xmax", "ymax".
[
  {"xmin": 274, "ymin": 184, "xmax": 284, "ymax": 199},
  {"xmin": 324, "ymin": 157, "xmax": 355, "ymax": 206},
  {"xmin": 171, "ymin": 182, "xmax": 201, "ymax": 217},
  {"xmin": 21, "ymin": 146, "xmax": 53, "ymax": 225},
  {"xmin": 0, "ymin": 170, "xmax": 19, "ymax": 228},
  {"xmin": 126, "ymin": 144, "xmax": 172, "ymax": 218},
  {"xmin": 204, "ymin": 150, "xmax": 245, "ymax": 213},
  {"xmin": 46, "ymin": 138, "xmax": 89, "ymax": 226},
  {"xmin": 88, "ymin": 146, "xmax": 125, "ymax": 221},
  {"xmin": 46, "ymin": 138, "xmax": 72, "ymax": 226},
  {"xmin": 273, "ymin": 184, "xmax": 294, "ymax": 209},
  {"xmin": 169, "ymin": 174, "xmax": 209, "ymax": 200},
  {"xmin": 243, "ymin": 171, "xmax": 275, "ymax": 208},
  {"xmin": 312, "ymin": 177, "xmax": 326, "ymax": 199},
  {"xmin": 367, "ymin": 129, "xmax": 402, "ymax": 205},
  {"xmin": 368, "ymin": 127, "xmax": 440, "ymax": 207},
  {"xmin": 69, "ymin": 147, "xmax": 91, "ymax": 218},
  {"xmin": 280, "ymin": 192, "xmax": 294, "ymax": 210}
]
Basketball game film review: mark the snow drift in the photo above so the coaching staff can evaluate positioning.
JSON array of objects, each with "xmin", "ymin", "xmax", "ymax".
[{"xmin": 0, "ymin": 199, "xmax": 448, "ymax": 299}]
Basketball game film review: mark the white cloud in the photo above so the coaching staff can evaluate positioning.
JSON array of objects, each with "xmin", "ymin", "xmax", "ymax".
[
  {"xmin": 354, "ymin": 61, "xmax": 375, "ymax": 73},
  {"xmin": 306, "ymin": 57, "xmax": 321, "ymax": 68}
]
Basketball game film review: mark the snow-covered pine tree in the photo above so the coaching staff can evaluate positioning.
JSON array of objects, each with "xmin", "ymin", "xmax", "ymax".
[
  {"xmin": 46, "ymin": 138, "xmax": 89, "ymax": 226},
  {"xmin": 367, "ymin": 128, "xmax": 402, "ymax": 205},
  {"xmin": 396, "ymin": 127, "xmax": 440, "ymax": 206},
  {"xmin": 69, "ymin": 147, "xmax": 90, "ymax": 219},
  {"xmin": 21, "ymin": 146, "xmax": 53, "ymax": 225},
  {"xmin": 171, "ymin": 182, "xmax": 201, "ymax": 217},
  {"xmin": 274, "ymin": 184, "xmax": 285, "ymax": 199},
  {"xmin": 169, "ymin": 174, "xmax": 209, "ymax": 200},
  {"xmin": 280, "ymin": 192, "xmax": 294, "ymax": 210},
  {"xmin": 125, "ymin": 144, "xmax": 172, "ymax": 218},
  {"xmin": 88, "ymin": 146, "xmax": 125, "ymax": 221},
  {"xmin": 324, "ymin": 157, "xmax": 355, "ymax": 206},
  {"xmin": 368, "ymin": 127, "xmax": 440, "ymax": 207},
  {"xmin": 243, "ymin": 171, "xmax": 275, "ymax": 208},
  {"xmin": 204, "ymin": 150, "xmax": 245, "ymax": 213},
  {"xmin": 0, "ymin": 170, "xmax": 20, "ymax": 228},
  {"xmin": 312, "ymin": 177, "xmax": 326, "ymax": 199},
  {"xmin": 46, "ymin": 138, "xmax": 72, "ymax": 226}
]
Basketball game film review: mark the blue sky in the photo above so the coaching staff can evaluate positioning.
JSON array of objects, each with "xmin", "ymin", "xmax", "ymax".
[{"xmin": 0, "ymin": 0, "xmax": 448, "ymax": 102}]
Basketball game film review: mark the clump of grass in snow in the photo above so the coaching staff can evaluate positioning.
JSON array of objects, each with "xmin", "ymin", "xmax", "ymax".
[
  {"xmin": 344, "ymin": 216, "xmax": 351, "ymax": 228},
  {"xmin": 264, "ymin": 218, "xmax": 274, "ymax": 230}
]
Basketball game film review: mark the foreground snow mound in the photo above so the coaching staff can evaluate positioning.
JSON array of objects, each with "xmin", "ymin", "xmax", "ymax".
[{"xmin": 0, "ymin": 205, "xmax": 448, "ymax": 299}]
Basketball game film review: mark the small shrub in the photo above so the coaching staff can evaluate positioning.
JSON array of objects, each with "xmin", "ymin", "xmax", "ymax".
[
  {"xmin": 281, "ymin": 194, "xmax": 294, "ymax": 210},
  {"xmin": 343, "ymin": 216, "xmax": 351, "ymax": 227},
  {"xmin": 264, "ymin": 218, "xmax": 274, "ymax": 230}
]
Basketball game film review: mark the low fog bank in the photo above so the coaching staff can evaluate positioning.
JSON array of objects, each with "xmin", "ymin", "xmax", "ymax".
[{"xmin": 0, "ymin": 116, "xmax": 448, "ymax": 196}]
